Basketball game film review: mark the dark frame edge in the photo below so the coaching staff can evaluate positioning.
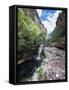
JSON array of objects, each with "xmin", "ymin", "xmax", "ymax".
[
  {"xmin": 9, "ymin": 4, "xmax": 67, "ymax": 10},
  {"xmin": 9, "ymin": 5, "xmax": 17, "ymax": 85}
]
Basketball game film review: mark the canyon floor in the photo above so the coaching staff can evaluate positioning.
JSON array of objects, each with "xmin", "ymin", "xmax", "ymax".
[
  {"xmin": 26, "ymin": 47, "xmax": 65, "ymax": 81},
  {"xmin": 19, "ymin": 47, "xmax": 65, "ymax": 82}
]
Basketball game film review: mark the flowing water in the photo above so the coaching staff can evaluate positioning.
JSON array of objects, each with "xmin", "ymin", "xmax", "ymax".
[{"xmin": 36, "ymin": 44, "xmax": 43, "ymax": 60}]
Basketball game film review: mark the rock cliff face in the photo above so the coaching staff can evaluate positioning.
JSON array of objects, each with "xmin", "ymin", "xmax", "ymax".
[
  {"xmin": 51, "ymin": 11, "xmax": 65, "ymax": 49},
  {"xmin": 18, "ymin": 8, "xmax": 47, "ymax": 33},
  {"xmin": 18, "ymin": 8, "xmax": 47, "ymax": 60},
  {"xmin": 22, "ymin": 8, "xmax": 41, "ymax": 24},
  {"xmin": 56, "ymin": 11, "xmax": 65, "ymax": 27}
]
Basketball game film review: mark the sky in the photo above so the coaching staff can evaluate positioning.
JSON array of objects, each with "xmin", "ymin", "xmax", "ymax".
[{"xmin": 37, "ymin": 9, "xmax": 62, "ymax": 35}]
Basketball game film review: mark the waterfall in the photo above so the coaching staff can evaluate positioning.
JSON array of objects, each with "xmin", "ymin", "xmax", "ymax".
[{"xmin": 36, "ymin": 44, "xmax": 43, "ymax": 60}]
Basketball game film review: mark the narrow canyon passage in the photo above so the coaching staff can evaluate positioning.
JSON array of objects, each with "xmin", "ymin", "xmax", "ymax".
[{"xmin": 17, "ymin": 8, "xmax": 66, "ymax": 82}]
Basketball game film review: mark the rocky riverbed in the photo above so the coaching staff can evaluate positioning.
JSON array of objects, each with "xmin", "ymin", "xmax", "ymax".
[
  {"xmin": 27, "ymin": 47, "xmax": 65, "ymax": 81},
  {"xmin": 18, "ymin": 47, "xmax": 65, "ymax": 82}
]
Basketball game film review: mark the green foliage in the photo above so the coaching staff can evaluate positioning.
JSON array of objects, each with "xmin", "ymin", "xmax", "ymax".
[
  {"xmin": 50, "ymin": 25, "xmax": 65, "ymax": 42},
  {"xmin": 45, "ymin": 23, "xmax": 65, "ymax": 47},
  {"xmin": 36, "ymin": 67, "xmax": 43, "ymax": 77},
  {"xmin": 18, "ymin": 9, "xmax": 46, "ymax": 58}
]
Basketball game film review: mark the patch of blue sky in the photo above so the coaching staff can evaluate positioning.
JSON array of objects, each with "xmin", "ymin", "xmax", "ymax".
[
  {"xmin": 40, "ymin": 10, "xmax": 57, "ymax": 21},
  {"xmin": 37, "ymin": 9, "xmax": 62, "ymax": 35}
]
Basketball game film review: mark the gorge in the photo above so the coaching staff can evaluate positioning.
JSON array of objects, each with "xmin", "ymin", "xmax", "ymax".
[{"xmin": 17, "ymin": 8, "xmax": 65, "ymax": 82}]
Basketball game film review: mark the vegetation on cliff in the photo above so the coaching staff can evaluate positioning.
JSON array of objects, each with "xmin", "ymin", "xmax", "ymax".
[
  {"xmin": 18, "ymin": 8, "xmax": 47, "ymax": 59},
  {"xmin": 46, "ymin": 11, "xmax": 65, "ymax": 49}
]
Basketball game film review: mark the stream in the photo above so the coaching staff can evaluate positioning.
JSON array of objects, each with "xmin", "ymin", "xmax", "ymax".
[
  {"xmin": 26, "ymin": 46, "xmax": 65, "ymax": 81},
  {"xmin": 18, "ymin": 46, "xmax": 65, "ymax": 82}
]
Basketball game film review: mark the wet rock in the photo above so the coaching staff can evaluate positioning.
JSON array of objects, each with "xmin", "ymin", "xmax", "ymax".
[
  {"xmin": 18, "ymin": 47, "xmax": 65, "ymax": 81},
  {"xmin": 17, "ymin": 56, "xmax": 42, "ymax": 81}
]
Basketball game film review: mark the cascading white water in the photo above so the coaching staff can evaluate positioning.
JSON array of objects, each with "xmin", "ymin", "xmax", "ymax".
[{"xmin": 36, "ymin": 44, "xmax": 43, "ymax": 60}]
